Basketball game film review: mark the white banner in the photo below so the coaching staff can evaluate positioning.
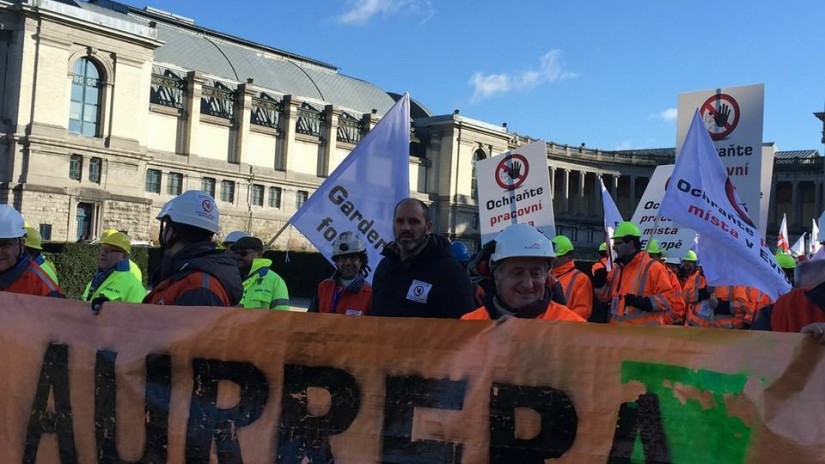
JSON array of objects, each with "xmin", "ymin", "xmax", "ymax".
[
  {"xmin": 790, "ymin": 233, "xmax": 806, "ymax": 257},
  {"xmin": 477, "ymin": 140, "xmax": 554, "ymax": 244},
  {"xmin": 813, "ymin": 218, "xmax": 822, "ymax": 255},
  {"xmin": 661, "ymin": 111, "xmax": 791, "ymax": 300},
  {"xmin": 630, "ymin": 164, "xmax": 698, "ymax": 259},
  {"xmin": 599, "ymin": 177, "xmax": 623, "ymax": 270},
  {"xmin": 777, "ymin": 213, "xmax": 789, "ymax": 253},
  {"xmin": 289, "ymin": 94, "xmax": 410, "ymax": 280},
  {"xmin": 676, "ymin": 84, "xmax": 769, "ymax": 236}
]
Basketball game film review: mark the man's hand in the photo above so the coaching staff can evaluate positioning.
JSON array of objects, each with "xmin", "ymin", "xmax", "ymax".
[
  {"xmin": 802, "ymin": 323, "xmax": 825, "ymax": 344},
  {"xmin": 713, "ymin": 104, "xmax": 731, "ymax": 128},
  {"xmin": 625, "ymin": 294, "xmax": 653, "ymax": 312},
  {"xmin": 91, "ymin": 296, "xmax": 109, "ymax": 315},
  {"xmin": 505, "ymin": 161, "xmax": 522, "ymax": 180}
]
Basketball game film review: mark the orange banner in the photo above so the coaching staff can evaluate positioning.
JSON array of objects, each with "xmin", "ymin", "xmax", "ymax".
[{"xmin": 1, "ymin": 292, "xmax": 823, "ymax": 463}]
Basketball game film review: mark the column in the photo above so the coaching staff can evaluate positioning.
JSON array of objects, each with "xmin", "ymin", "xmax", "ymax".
[
  {"xmin": 768, "ymin": 180, "xmax": 778, "ymax": 228},
  {"xmin": 611, "ymin": 174, "xmax": 619, "ymax": 199},
  {"xmin": 577, "ymin": 170, "xmax": 586, "ymax": 215},
  {"xmin": 320, "ymin": 104, "xmax": 337, "ymax": 177},
  {"xmin": 562, "ymin": 169, "xmax": 570, "ymax": 214},
  {"xmin": 629, "ymin": 175, "xmax": 637, "ymax": 207},
  {"xmin": 816, "ymin": 180, "xmax": 824, "ymax": 217},
  {"xmin": 233, "ymin": 81, "xmax": 255, "ymax": 165},
  {"xmin": 182, "ymin": 71, "xmax": 205, "ymax": 156},
  {"xmin": 548, "ymin": 166, "xmax": 555, "ymax": 198},
  {"xmin": 791, "ymin": 180, "xmax": 799, "ymax": 226},
  {"xmin": 279, "ymin": 95, "xmax": 299, "ymax": 171}
]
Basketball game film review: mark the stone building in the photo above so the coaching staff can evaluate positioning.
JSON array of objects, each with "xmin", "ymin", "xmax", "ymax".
[{"xmin": 0, "ymin": 0, "xmax": 822, "ymax": 256}]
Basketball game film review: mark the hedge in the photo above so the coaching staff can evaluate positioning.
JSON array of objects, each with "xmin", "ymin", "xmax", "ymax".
[
  {"xmin": 40, "ymin": 243, "xmax": 333, "ymax": 300},
  {"xmin": 39, "ymin": 243, "xmax": 596, "ymax": 301}
]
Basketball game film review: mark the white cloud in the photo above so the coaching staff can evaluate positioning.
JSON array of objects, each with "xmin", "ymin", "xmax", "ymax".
[
  {"xmin": 469, "ymin": 50, "xmax": 577, "ymax": 101},
  {"xmin": 335, "ymin": 0, "xmax": 434, "ymax": 25},
  {"xmin": 614, "ymin": 139, "xmax": 637, "ymax": 151},
  {"xmin": 651, "ymin": 107, "xmax": 678, "ymax": 122}
]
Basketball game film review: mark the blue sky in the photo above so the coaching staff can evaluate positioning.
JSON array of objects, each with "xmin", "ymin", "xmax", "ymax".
[{"xmin": 135, "ymin": 0, "xmax": 825, "ymax": 152}]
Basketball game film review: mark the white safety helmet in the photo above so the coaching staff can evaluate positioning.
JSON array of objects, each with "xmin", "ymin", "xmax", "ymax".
[
  {"xmin": 490, "ymin": 223, "xmax": 555, "ymax": 265},
  {"xmin": 156, "ymin": 190, "xmax": 219, "ymax": 234},
  {"xmin": 663, "ymin": 256, "xmax": 681, "ymax": 265},
  {"xmin": 332, "ymin": 231, "xmax": 366, "ymax": 258},
  {"xmin": 223, "ymin": 230, "xmax": 249, "ymax": 245},
  {"xmin": 0, "ymin": 205, "xmax": 26, "ymax": 239}
]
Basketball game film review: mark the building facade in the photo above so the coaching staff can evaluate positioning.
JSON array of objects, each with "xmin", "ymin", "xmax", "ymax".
[{"xmin": 1, "ymin": 0, "xmax": 823, "ymax": 256}]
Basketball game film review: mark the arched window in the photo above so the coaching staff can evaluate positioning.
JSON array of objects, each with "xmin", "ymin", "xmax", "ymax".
[
  {"xmin": 69, "ymin": 58, "xmax": 102, "ymax": 137},
  {"xmin": 471, "ymin": 148, "xmax": 487, "ymax": 199}
]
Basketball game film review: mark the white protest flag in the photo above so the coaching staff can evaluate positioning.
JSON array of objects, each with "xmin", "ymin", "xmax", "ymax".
[
  {"xmin": 288, "ymin": 94, "xmax": 410, "ymax": 280},
  {"xmin": 812, "ymin": 218, "xmax": 822, "ymax": 254},
  {"xmin": 790, "ymin": 233, "xmax": 806, "ymax": 257},
  {"xmin": 600, "ymin": 176, "xmax": 623, "ymax": 270},
  {"xmin": 776, "ymin": 213, "xmax": 790, "ymax": 254},
  {"xmin": 660, "ymin": 110, "xmax": 791, "ymax": 300}
]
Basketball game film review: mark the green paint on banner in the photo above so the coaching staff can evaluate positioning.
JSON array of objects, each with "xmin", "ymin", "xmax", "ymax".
[{"xmin": 621, "ymin": 361, "xmax": 752, "ymax": 464}]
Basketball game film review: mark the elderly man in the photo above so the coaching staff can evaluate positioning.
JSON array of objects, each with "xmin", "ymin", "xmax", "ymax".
[
  {"xmin": 0, "ymin": 205, "xmax": 63, "ymax": 297},
  {"xmin": 462, "ymin": 224, "xmax": 584, "ymax": 322},
  {"xmin": 231, "ymin": 236, "xmax": 289, "ymax": 310},
  {"xmin": 371, "ymin": 198, "xmax": 475, "ymax": 318},
  {"xmin": 308, "ymin": 232, "xmax": 371, "ymax": 315},
  {"xmin": 81, "ymin": 231, "xmax": 145, "ymax": 305}
]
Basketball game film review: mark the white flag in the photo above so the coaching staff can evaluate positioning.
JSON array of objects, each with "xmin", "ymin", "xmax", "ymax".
[
  {"xmin": 776, "ymin": 213, "xmax": 789, "ymax": 253},
  {"xmin": 790, "ymin": 233, "xmax": 806, "ymax": 257},
  {"xmin": 600, "ymin": 177, "xmax": 623, "ymax": 271},
  {"xmin": 813, "ymin": 218, "xmax": 822, "ymax": 254},
  {"xmin": 289, "ymin": 94, "xmax": 410, "ymax": 281},
  {"xmin": 660, "ymin": 110, "xmax": 791, "ymax": 300}
]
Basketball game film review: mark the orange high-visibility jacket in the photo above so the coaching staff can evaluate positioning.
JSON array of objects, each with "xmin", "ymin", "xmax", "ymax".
[
  {"xmin": 591, "ymin": 257, "xmax": 608, "ymax": 277},
  {"xmin": 662, "ymin": 266, "xmax": 686, "ymax": 325},
  {"xmin": 461, "ymin": 300, "xmax": 585, "ymax": 322},
  {"xmin": 595, "ymin": 251, "xmax": 679, "ymax": 325},
  {"xmin": 681, "ymin": 270, "xmax": 707, "ymax": 306},
  {"xmin": 686, "ymin": 285, "xmax": 750, "ymax": 328},
  {"xmin": 551, "ymin": 260, "xmax": 593, "ymax": 320},
  {"xmin": 0, "ymin": 258, "xmax": 64, "ymax": 298}
]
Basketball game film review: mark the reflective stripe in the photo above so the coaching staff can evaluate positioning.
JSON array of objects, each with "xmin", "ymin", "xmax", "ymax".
[
  {"xmin": 201, "ymin": 272, "xmax": 211, "ymax": 289},
  {"xmin": 28, "ymin": 264, "xmax": 58, "ymax": 292},
  {"xmin": 270, "ymin": 298, "xmax": 290, "ymax": 309},
  {"xmin": 564, "ymin": 272, "xmax": 578, "ymax": 303}
]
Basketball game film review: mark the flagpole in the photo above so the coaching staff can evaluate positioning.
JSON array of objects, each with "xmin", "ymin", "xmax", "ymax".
[
  {"xmin": 644, "ymin": 215, "xmax": 663, "ymax": 251},
  {"xmin": 265, "ymin": 221, "xmax": 291, "ymax": 249}
]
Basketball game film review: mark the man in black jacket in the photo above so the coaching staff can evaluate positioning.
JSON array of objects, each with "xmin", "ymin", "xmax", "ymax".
[{"xmin": 371, "ymin": 198, "xmax": 475, "ymax": 318}]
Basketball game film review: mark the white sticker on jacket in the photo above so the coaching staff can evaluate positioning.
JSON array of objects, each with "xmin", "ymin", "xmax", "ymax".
[
  {"xmin": 345, "ymin": 309, "xmax": 363, "ymax": 316},
  {"xmin": 406, "ymin": 279, "xmax": 433, "ymax": 304}
]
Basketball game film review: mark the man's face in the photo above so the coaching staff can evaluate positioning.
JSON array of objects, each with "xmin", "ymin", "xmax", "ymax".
[
  {"xmin": 612, "ymin": 236, "xmax": 637, "ymax": 259},
  {"xmin": 0, "ymin": 238, "xmax": 22, "ymax": 273},
  {"xmin": 650, "ymin": 253, "xmax": 664, "ymax": 264},
  {"xmin": 233, "ymin": 248, "xmax": 261, "ymax": 270},
  {"xmin": 99, "ymin": 244, "xmax": 126, "ymax": 271},
  {"xmin": 551, "ymin": 253, "xmax": 572, "ymax": 268},
  {"xmin": 681, "ymin": 261, "xmax": 697, "ymax": 275},
  {"xmin": 494, "ymin": 257, "xmax": 549, "ymax": 311},
  {"xmin": 334, "ymin": 253, "xmax": 363, "ymax": 280},
  {"xmin": 393, "ymin": 200, "xmax": 431, "ymax": 253}
]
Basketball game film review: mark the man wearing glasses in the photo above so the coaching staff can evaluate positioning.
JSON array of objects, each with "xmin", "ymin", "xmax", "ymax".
[
  {"xmin": 308, "ymin": 232, "xmax": 371, "ymax": 315},
  {"xmin": 231, "ymin": 236, "xmax": 290, "ymax": 310},
  {"xmin": 594, "ymin": 221, "xmax": 679, "ymax": 324}
]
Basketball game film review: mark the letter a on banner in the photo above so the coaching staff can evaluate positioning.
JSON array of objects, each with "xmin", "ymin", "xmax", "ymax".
[
  {"xmin": 288, "ymin": 94, "xmax": 410, "ymax": 281},
  {"xmin": 660, "ymin": 111, "xmax": 791, "ymax": 300}
]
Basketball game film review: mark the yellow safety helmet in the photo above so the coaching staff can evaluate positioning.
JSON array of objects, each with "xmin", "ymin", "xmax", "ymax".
[
  {"xmin": 613, "ymin": 221, "xmax": 642, "ymax": 239},
  {"xmin": 682, "ymin": 250, "xmax": 698, "ymax": 262},
  {"xmin": 774, "ymin": 253, "xmax": 796, "ymax": 270},
  {"xmin": 552, "ymin": 235, "xmax": 574, "ymax": 256},
  {"xmin": 100, "ymin": 229, "xmax": 119, "ymax": 241},
  {"xmin": 100, "ymin": 231, "xmax": 131, "ymax": 254},
  {"xmin": 647, "ymin": 239, "xmax": 662, "ymax": 255},
  {"xmin": 598, "ymin": 242, "xmax": 607, "ymax": 252},
  {"xmin": 24, "ymin": 226, "xmax": 43, "ymax": 250}
]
